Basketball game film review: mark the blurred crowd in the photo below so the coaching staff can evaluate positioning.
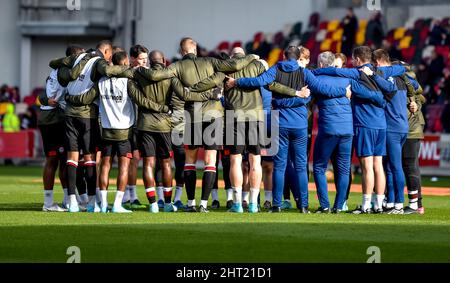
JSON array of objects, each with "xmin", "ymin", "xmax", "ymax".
[
  {"xmin": 1, "ymin": 9, "xmax": 450, "ymax": 133},
  {"xmin": 176, "ymin": 9, "xmax": 450, "ymax": 133},
  {"xmin": 0, "ymin": 84, "xmax": 42, "ymax": 132}
]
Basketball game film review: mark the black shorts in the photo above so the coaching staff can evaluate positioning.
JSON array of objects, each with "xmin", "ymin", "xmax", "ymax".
[
  {"xmin": 138, "ymin": 131, "xmax": 172, "ymax": 159},
  {"xmin": 185, "ymin": 119, "xmax": 223, "ymax": 151},
  {"xmin": 39, "ymin": 123, "xmax": 66, "ymax": 158},
  {"xmin": 65, "ymin": 116, "xmax": 100, "ymax": 154},
  {"xmin": 102, "ymin": 139, "xmax": 132, "ymax": 158},
  {"xmin": 129, "ymin": 127, "xmax": 139, "ymax": 152},
  {"xmin": 224, "ymin": 120, "xmax": 263, "ymax": 155}
]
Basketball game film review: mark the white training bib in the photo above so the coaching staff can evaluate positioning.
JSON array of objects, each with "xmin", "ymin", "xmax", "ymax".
[
  {"xmin": 42, "ymin": 69, "xmax": 67, "ymax": 111},
  {"xmin": 67, "ymin": 55, "xmax": 101, "ymax": 97},
  {"xmin": 97, "ymin": 77, "xmax": 135, "ymax": 130}
]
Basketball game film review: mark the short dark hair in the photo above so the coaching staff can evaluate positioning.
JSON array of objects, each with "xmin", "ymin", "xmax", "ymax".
[
  {"xmin": 284, "ymin": 46, "xmax": 301, "ymax": 60},
  {"xmin": 352, "ymin": 46, "xmax": 373, "ymax": 64},
  {"xmin": 96, "ymin": 40, "xmax": 113, "ymax": 50},
  {"xmin": 129, "ymin": 44, "xmax": 149, "ymax": 58},
  {"xmin": 112, "ymin": 51, "xmax": 128, "ymax": 66},
  {"xmin": 65, "ymin": 45, "xmax": 85, "ymax": 57},
  {"xmin": 372, "ymin": 49, "xmax": 390, "ymax": 63}
]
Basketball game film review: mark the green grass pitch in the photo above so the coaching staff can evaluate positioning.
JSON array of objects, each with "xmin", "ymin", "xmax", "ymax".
[{"xmin": 0, "ymin": 166, "xmax": 449, "ymax": 263}]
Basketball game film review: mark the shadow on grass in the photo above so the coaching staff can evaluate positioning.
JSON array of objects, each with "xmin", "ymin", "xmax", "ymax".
[
  {"xmin": 0, "ymin": 203, "xmax": 42, "ymax": 212},
  {"xmin": 0, "ymin": 222, "xmax": 449, "ymax": 263}
]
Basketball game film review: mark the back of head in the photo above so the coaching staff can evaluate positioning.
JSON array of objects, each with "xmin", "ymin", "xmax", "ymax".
[
  {"xmin": 65, "ymin": 45, "xmax": 85, "ymax": 57},
  {"xmin": 298, "ymin": 46, "xmax": 311, "ymax": 60},
  {"xmin": 231, "ymin": 47, "xmax": 245, "ymax": 58},
  {"xmin": 112, "ymin": 51, "xmax": 129, "ymax": 66},
  {"xmin": 149, "ymin": 50, "xmax": 165, "ymax": 66},
  {"xmin": 180, "ymin": 37, "xmax": 197, "ymax": 55},
  {"xmin": 284, "ymin": 46, "xmax": 301, "ymax": 60},
  {"xmin": 352, "ymin": 46, "xmax": 373, "ymax": 65},
  {"xmin": 112, "ymin": 46, "xmax": 125, "ymax": 54},
  {"xmin": 96, "ymin": 40, "xmax": 113, "ymax": 52},
  {"xmin": 129, "ymin": 44, "xmax": 149, "ymax": 59},
  {"xmin": 318, "ymin": 51, "xmax": 336, "ymax": 68},
  {"xmin": 96, "ymin": 40, "xmax": 113, "ymax": 62},
  {"xmin": 372, "ymin": 49, "xmax": 390, "ymax": 65}
]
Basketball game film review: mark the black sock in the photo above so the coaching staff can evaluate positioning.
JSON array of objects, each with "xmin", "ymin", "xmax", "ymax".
[
  {"xmin": 84, "ymin": 161, "xmax": 97, "ymax": 197},
  {"xmin": 76, "ymin": 165, "xmax": 86, "ymax": 195},
  {"xmin": 67, "ymin": 161, "xmax": 78, "ymax": 195},
  {"xmin": 184, "ymin": 165, "xmax": 197, "ymax": 203},
  {"xmin": 201, "ymin": 166, "xmax": 216, "ymax": 201}
]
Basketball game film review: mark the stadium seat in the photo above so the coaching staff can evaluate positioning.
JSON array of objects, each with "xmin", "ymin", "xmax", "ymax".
[
  {"xmin": 327, "ymin": 20, "xmax": 340, "ymax": 32},
  {"xmin": 399, "ymin": 36, "xmax": 412, "ymax": 49},
  {"xmin": 394, "ymin": 27, "xmax": 406, "ymax": 40}
]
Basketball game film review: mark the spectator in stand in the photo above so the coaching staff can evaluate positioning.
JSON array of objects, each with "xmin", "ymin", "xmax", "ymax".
[
  {"xmin": 365, "ymin": 12, "xmax": 384, "ymax": 49},
  {"xmin": 9, "ymin": 87, "xmax": 20, "ymax": 104},
  {"xmin": 439, "ymin": 68, "xmax": 450, "ymax": 133},
  {"xmin": 0, "ymin": 85, "xmax": 11, "ymax": 103},
  {"xmin": 341, "ymin": 7, "xmax": 358, "ymax": 57},
  {"xmin": 2, "ymin": 103, "xmax": 20, "ymax": 133},
  {"xmin": 429, "ymin": 19, "xmax": 447, "ymax": 46},
  {"xmin": 381, "ymin": 40, "xmax": 402, "ymax": 61},
  {"xmin": 20, "ymin": 106, "xmax": 38, "ymax": 130}
]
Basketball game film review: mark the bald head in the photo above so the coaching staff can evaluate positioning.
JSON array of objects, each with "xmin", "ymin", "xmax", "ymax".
[
  {"xmin": 149, "ymin": 50, "xmax": 165, "ymax": 66},
  {"xmin": 180, "ymin": 37, "xmax": 197, "ymax": 56},
  {"xmin": 231, "ymin": 47, "xmax": 245, "ymax": 57}
]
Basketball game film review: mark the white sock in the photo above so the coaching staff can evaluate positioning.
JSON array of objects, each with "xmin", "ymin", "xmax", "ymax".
[
  {"xmin": 129, "ymin": 185, "xmax": 138, "ymax": 202},
  {"xmin": 44, "ymin": 190, "xmax": 53, "ymax": 207},
  {"xmin": 79, "ymin": 193, "xmax": 88, "ymax": 205},
  {"xmin": 362, "ymin": 194, "xmax": 372, "ymax": 211},
  {"xmin": 63, "ymin": 188, "xmax": 69, "ymax": 204},
  {"xmin": 243, "ymin": 191, "xmax": 250, "ymax": 203},
  {"xmin": 75, "ymin": 191, "xmax": 81, "ymax": 204},
  {"xmin": 69, "ymin": 194, "xmax": 78, "ymax": 208},
  {"xmin": 250, "ymin": 188, "xmax": 260, "ymax": 204},
  {"xmin": 200, "ymin": 200, "xmax": 208, "ymax": 208},
  {"xmin": 122, "ymin": 186, "xmax": 130, "ymax": 203},
  {"xmin": 233, "ymin": 187, "xmax": 242, "ymax": 204},
  {"xmin": 371, "ymin": 193, "xmax": 376, "ymax": 208},
  {"xmin": 211, "ymin": 189, "xmax": 219, "ymax": 201},
  {"xmin": 409, "ymin": 190, "xmax": 419, "ymax": 210},
  {"xmin": 376, "ymin": 195, "xmax": 385, "ymax": 210},
  {"xmin": 163, "ymin": 187, "xmax": 172, "ymax": 204},
  {"xmin": 114, "ymin": 191, "xmax": 125, "ymax": 208},
  {"xmin": 188, "ymin": 199, "xmax": 196, "ymax": 207},
  {"xmin": 100, "ymin": 190, "xmax": 108, "ymax": 209},
  {"xmin": 88, "ymin": 195, "xmax": 96, "ymax": 206},
  {"xmin": 95, "ymin": 187, "xmax": 101, "ymax": 203},
  {"xmin": 386, "ymin": 202, "xmax": 394, "ymax": 209},
  {"xmin": 264, "ymin": 191, "xmax": 272, "ymax": 202},
  {"xmin": 157, "ymin": 186, "xmax": 164, "ymax": 201},
  {"xmin": 174, "ymin": 186, "xmax": 183, "ymax": 202},
  {"xmin": 395, "ymin": 203, "xmax": 404, "ymax": 210},
  {"xmin": 226, "ymin": 188, "xmax": 234, "ymax": 201}
]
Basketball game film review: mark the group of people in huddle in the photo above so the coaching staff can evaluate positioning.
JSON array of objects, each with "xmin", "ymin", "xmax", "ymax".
[{"xmin": 38, "ymin": 37, "xmax": 425, "ymax": 215}]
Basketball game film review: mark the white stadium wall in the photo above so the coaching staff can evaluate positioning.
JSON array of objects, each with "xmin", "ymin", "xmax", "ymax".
[
  {"xmin": 28, "ymin": 37, "xmax": 103, "ymax": 91},
  {"xmin": 0, "ymin": 0, "xmax": 21, "ymax": 87},
  {"xmin": 135, "ymin": 0, "xmax": 314, "ymax": 59}
]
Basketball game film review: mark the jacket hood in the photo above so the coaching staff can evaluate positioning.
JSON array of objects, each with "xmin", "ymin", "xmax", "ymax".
[
  {"xmin": 6, "ymin": 103, "xmax": 15, "ymax": 114},
  {"xmin": 277, "ymin": 59, "xmax": 300, "ymax": 72}
]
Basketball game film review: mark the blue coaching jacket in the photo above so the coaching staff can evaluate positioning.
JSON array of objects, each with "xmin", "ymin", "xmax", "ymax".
[
  {"xmin": 373, "ymin": 74, "xmax": 409, "ymax": 134},
  {"xmin": 237, "ymin": 59, "xmax": 347, "ymax": 129},
  {"xmin": 314, "ymin": 64, "xmax": 405, "ymax": 130}
]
